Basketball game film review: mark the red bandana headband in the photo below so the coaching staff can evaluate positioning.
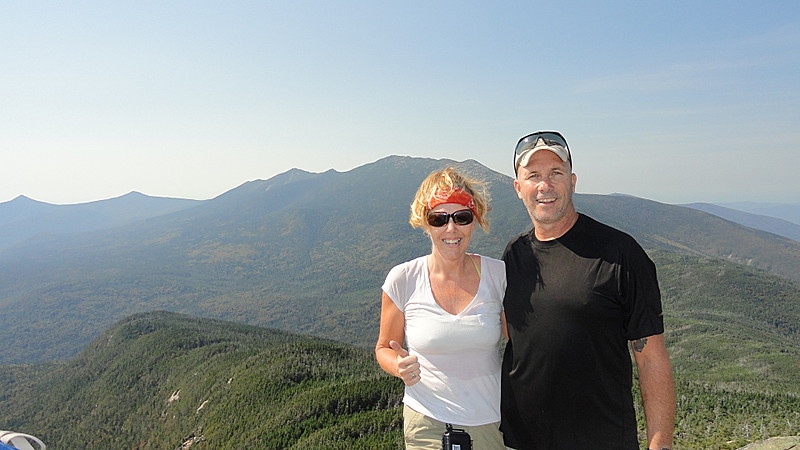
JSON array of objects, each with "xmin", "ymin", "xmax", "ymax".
[{"xmin": 427, "ymin": 188, "xmax": 476, "ymax": 212}]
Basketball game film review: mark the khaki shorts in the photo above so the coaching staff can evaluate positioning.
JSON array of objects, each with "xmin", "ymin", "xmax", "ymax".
[{"xmin": 403, "ymin": 404, "xmax": 504, "ymax": 449}]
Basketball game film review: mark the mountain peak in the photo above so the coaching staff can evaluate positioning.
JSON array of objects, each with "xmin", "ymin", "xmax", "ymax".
[
  {"xmin": 121, "ymin": 191, "xmax": 148, "ymax": 198},
  {"xmin": 255, "ymin": 167, "xmax": 317, "ymax": 187},
  {"xmin": 6, "ymin": 195, "xmax": 51, "ymax": 206}
]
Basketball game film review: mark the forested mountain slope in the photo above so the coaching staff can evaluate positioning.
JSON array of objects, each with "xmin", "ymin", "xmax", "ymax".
[
  {"xmin": 1, "ymin": 312, "xmax": 798, "ymax": 449},
  {"xmin": 0, "ymin": 312, "xmax": 403, "ymax": 449}
]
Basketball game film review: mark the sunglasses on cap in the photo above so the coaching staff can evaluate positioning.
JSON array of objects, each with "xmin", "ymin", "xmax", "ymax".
[
  {"xmin": 426, "ymin": 209, "xmax": 474, "ymax": 227},
  {"xmin": 514, "ymin": 131, "xmax": 571, "ymax": 170}
]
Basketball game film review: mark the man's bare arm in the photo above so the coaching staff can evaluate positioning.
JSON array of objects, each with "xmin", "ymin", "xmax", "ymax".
[{"xmin": 632, "ymin": 333, "xmax": 676, "ymax": 449}]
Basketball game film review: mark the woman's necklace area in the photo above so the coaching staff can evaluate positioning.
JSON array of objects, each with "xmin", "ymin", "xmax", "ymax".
[{"xmin": 429, "ymin": 255, "xmax": 480, "ymax": 314}]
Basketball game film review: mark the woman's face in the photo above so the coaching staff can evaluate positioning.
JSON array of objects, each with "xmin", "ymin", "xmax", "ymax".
[{"xmin": 425, "ymin": 202, "xmax": 475, "ymax": 258}]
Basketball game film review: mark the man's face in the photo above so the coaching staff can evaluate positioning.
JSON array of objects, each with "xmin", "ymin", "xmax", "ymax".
[{"xmin": 514, "ymin": 150, "xmax": 577, "ymax": 226}]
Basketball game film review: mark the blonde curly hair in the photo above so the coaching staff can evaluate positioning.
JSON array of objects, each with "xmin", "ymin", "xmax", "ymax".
[{"xmin": 409, "ymin": 167, "xmax": 491, "ymax": 232}]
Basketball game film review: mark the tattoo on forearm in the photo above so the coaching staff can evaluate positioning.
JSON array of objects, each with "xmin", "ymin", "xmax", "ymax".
[{"xmin": 633, "ymin": 337, "xmax": 648, "ymax": 352}]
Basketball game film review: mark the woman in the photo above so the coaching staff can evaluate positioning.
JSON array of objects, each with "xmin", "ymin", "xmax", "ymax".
[{"xmin": 375, "ymin": 167, "xmax": 507, "ymax": 449}]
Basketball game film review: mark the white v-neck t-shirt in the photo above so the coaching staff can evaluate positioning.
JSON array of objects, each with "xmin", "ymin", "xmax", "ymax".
[{"xmin": 382, "ymin": 254, "xmax": 506, "ymax": 426}]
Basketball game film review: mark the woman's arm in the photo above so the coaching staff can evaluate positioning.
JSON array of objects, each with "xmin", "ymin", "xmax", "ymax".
[{"xmin": 375, "ymin": 291, "xmax": 420, "ymax": 385}]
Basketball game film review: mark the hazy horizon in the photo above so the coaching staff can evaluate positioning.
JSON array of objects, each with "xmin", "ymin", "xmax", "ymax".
[
  {"xmin": 3, "ymin": 2, "xmax": 798, "ymax": 206},
  {"xmin": 4, "ymin": 156, "xmax": 799, "ymax": 213}
]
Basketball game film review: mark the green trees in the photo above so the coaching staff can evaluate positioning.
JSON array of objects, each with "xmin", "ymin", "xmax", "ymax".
[
  {"xmin": 0, "ymin": 312, "xmax": 404, "ymax": 449},
  {"xmin": 2, "ymin": 304, "xmax": 799, "ymax": 448},
  {"xmin": 669, "ymin": 381, "xmax": 800, "ymax": 449}
]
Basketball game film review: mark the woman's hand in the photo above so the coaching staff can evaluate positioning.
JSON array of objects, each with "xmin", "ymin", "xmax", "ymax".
[{"xmin": 390, "ymin": 340, "xmax": 421, "ymax": 386}]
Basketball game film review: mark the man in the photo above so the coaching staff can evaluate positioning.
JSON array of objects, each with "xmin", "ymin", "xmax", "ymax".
[{"xmin": 501, "ymin": 131, "xmax": 676, "ymax": 449}]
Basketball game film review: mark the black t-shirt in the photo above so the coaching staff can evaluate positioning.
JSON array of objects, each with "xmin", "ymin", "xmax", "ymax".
[{"xmin": 501, "ymin": 214, "xmax": 664, "ymax": 450}]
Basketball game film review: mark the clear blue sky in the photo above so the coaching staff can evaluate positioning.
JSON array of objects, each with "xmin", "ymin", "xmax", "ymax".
[{"xmin": 2, "ymin": 1, "xmax": 798, "ymax": 205}]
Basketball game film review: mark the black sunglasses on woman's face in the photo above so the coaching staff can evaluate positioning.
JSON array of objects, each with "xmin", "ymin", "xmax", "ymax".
[{"xmin": 426, "ymin": 209, "xmax": 474, "ymax": 227}]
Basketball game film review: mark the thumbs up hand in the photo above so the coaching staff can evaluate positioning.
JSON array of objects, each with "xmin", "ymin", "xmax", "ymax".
[{"xmin": 390, "ymin": 340, "xmax": 421, "ymax": 386}]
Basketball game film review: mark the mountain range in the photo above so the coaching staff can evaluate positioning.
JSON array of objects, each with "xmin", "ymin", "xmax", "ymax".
[
  {"xmin": 1, "ymin": 155, "xmax": 799, "ymax": 448},
  {"xmin": 681, "ymin": 202, "xmax": 800, "ymax": 242},
  {"xmin": 3, "ymin": 181, "xmax": 798, "ymax": 255},
  {"xmin": 715, "ymin": 201, "xmax": 800, "ymax": 226},
  {"xmin": 0, "ymin": 192, "xmax": 201, "ymax": 251},
  {"xmin": 1, "ymin": 155, "xmax": 798, "ymax": 365}
]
